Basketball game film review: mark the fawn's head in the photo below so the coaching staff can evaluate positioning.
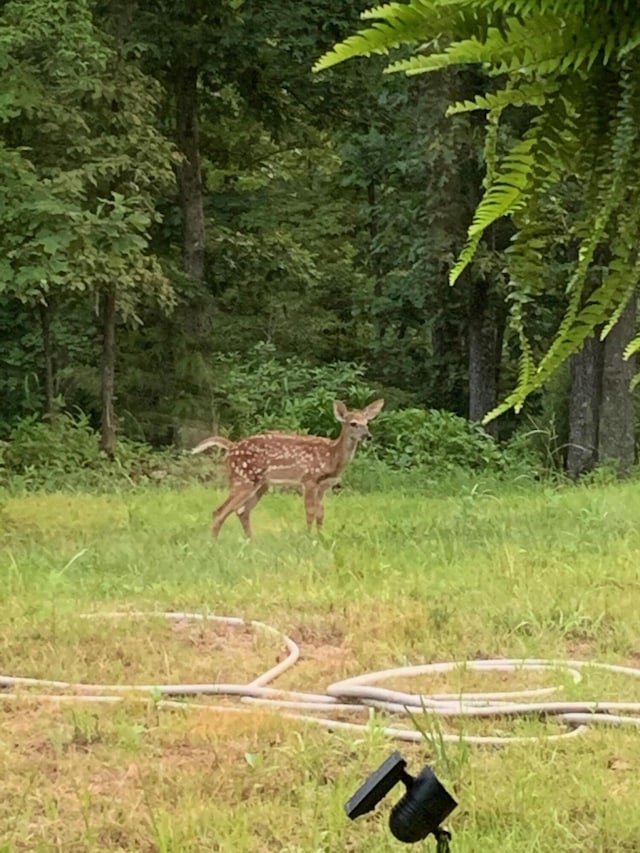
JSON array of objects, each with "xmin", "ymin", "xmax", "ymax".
[{"xmin": 333, "ymin": 399, "xmax": 385, "ymax": 440}]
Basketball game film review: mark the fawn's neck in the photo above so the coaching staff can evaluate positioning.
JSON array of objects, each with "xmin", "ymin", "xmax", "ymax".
[{"xmin": 331, "ymin": 425, "xmax": 361, "ymax": 473}]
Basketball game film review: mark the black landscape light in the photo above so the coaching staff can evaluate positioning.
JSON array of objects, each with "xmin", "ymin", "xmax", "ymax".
[{"xmin": 345, "ymin": 751, "xmax": 458, "ymax": 849}]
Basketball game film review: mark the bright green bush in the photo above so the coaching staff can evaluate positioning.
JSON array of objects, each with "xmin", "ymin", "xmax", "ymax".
[
  {"xmin": 367, "ymin": 408, "xmax": 500, "ymax": 471},
  {"xmin": 2, "ymin": 412, "xmax": 102, "ymax": 473},
  {"xmin": 0, "ymin": 411, "xmax": 224, "ymax": 493},
  {"xmin": 211, "ymin": 343, "xmax": 378, "ymax": 437}
]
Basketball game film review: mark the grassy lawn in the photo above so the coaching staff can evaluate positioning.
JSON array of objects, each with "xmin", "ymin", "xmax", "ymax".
[{"xmin": 1, "ymin": 478, "xmax": 640, "ymax": 851}]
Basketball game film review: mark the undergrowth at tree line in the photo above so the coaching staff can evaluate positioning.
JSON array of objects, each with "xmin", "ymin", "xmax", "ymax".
[{"xmin": 0, "ymin": 346, "xmax": 558, "ymax": 493}]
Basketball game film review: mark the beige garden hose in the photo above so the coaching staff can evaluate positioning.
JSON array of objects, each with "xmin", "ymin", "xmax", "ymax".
[{"xmin": 2, "ymin": 611, "xmax": 640, "ymax": 746}]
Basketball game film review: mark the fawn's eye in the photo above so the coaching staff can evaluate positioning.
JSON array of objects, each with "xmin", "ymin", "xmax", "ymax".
[{"xmin": 349, "ymin": 420, "xmax": 359, "ymax": 427}]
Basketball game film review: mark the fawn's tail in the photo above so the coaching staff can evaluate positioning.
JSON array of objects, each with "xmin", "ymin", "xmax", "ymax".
[{"xmin": 191, "ymin": 436, "xmax": 234, "ymax": 455}]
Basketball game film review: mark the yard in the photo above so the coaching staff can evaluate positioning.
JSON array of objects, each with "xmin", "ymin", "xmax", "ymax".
[{"xmin": 1, "ymin": 479, "xmax": 640, "ymax": 851}]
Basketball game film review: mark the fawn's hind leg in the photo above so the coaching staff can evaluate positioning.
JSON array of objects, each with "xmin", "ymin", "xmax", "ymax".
[
  {"xmin": 212, "ymin": 482, "xmax": 260, "ymax": 538},
  {"xmin": 236, "ymin": 482, "xmax": 268, "ymax": 538}
]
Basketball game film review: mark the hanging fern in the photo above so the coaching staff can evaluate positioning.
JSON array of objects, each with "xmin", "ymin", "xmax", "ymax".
[
  {"xmin": 312, "ymin": 2, "xmax": 483, "ymax": 72},
  {"xmin": 449, "ymin": 87, "xmax": 578, "ymax": 284},
  {"xmin": 314, "ymin": 0, "xmax": 640, "ymax": 417}
]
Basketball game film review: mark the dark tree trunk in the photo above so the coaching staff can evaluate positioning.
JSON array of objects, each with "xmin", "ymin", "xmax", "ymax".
[
  {"xmin": 567, "ymin": 292, "xmax": 637, "ymax": 478},
  {"xmin": 367, "ymin": 180, "xmax": 382, "ymax": 297},
  {"xmin": 567, "ymin": 336, "xmax": 603, "ymax": 478},
  {"xmin": 441, "ymin": 70, "xmax": 512, "ymax": 431},
  {"xmin": 39, "ymin": 299, "xmax": 56, "ymax": 417},
  {"xmin": 598, "ymin": 292, "xmax": 637, "ymax": 473},
  {"xmin": 467, "ymin": 277, "xmax": 506, "ymax": 437},
  {"xmin": 366, "ymin": 178, "xmax": 388, "ymax": 354},
  {"xmin": 175, "ymin": 64, "xmax": 205, "ymax": 281},
  {"xmin": 100, "ymin": 286, "xmax": 117, "ymax": 458},
  {"xmin": 430, "ymin": 316, "xmax": 467, "ymax": 413}
]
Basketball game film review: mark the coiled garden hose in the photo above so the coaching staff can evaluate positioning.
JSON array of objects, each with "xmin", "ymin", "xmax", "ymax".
[{"xmin": 2, "ymin": 611, "xmax": 640, "ymax": 746}]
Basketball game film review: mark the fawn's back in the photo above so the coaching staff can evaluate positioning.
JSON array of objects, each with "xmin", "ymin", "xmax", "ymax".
[{"xmin": 226, "ymin": 433, "xmax": 337, "ymax": 485}]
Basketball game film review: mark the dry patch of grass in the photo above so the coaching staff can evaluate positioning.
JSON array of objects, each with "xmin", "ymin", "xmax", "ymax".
[{"xmin": 0, "ymin": 614, "xmax": 287, "ymax": 686}]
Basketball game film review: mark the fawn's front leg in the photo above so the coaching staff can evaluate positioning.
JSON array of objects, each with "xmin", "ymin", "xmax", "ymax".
[
  {"xmin": 303, "ymin": 482, "xmax": 319, "ymax": 532},
  {"xmin": 314, "ymin": 483, "xmax": 332, "ymax": 531}
]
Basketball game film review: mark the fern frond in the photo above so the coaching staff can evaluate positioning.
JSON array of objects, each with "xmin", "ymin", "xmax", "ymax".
[
  {"xmin": 386, "ymin": 16, "xmax": 558, "ymax": 76},
  {"xmin": 504, "ymin": 204, "xmax": 640, "ymax": 414},
  {"xmin": 550, "ymin": 260, "xmax": 639, "ymax": 362},
  {"xmin": 385, "ymin": 13, "xmax": 623, "ymax": 78},
  {"xmin": 486, "ymin": 62, "xmax": 640, "ymax": 417},
  {"xmin": 507, "ymin": 233, "xmax": 636, "ymax": 413},
  {"xmin": 599, "ymin": 281, "xmax": 637, "ymax": 340},
  {"xmin": 487, "ymin": 264, "xmax": 638, "ymax": 421},
  {"xmin": 450, "ymin": 88, "xmax": 575, "ymax": 284},
  {"xmin": 624, "ymin": 333, "xmax": 640, "ymax": 363},
  {"xmin": 485, "ymin": 299, "xmax": 535, "ymax": 422},
  {"xmin": 313, "ymin": 1, "xmax": 477, "ymax": 72},
  {"xmin": 506, "ymin": 203, "xmax": 560, "ymax": 297},
  {"xmin": 447, "ymin": 80, "xmax": 553, "ymax": 115},
  {"xmin": 599, "ymin": 205, "xmax": 640, "ymax": 341},
  {"xmin": 448, "ymin": 136, "xmax": 535, "ymax": 283},
  {"xmin": 511, "ymin": 294, "xmax": 536, "ymax": 390},
  {"xmin": 317, "ymin": 0, "xmax": 640, "ymax": 81}
]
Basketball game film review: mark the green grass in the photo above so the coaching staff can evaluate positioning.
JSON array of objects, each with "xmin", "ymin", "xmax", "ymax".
[{"xmin": 1, "ymin": 477, "xmax": 640, "ymax": 851}]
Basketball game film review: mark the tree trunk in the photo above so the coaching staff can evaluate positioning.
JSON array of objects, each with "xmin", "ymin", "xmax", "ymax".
[
  {"xmin": 442, "ymin": 70, "xmax": 512, "ymax": 431},
  {"xmin": 366, "ymin": 178, "xmax": 388, "ymax": 354},
  {"xmin": 467, "ymin": 277, "xmax": 505, "ymax": 437},
  {"xmin": 567, "ymin": 335, "xmax": 603, "ymax": 478},
  {"xmin": 100, "ymin": 286, "xmax": 117, "ymax": 458},
  {"xmin": 175, "ymin": 64, "xmax": 205, "ymax": 281},
  {"xmin": 39, "ymin": 299, "xmax": 56, "ymax": 417},
  {"xmin": 367, "ymin": 180, "xmax": 382, "ymax": 297},
  {"xmin": 566, "ymin": 292, "xmax": 637, "ymax": 478},
  {"xmin": 597, "ymin": 292, "xmax": 637, "ymax": 473},
  {"xmin": 431, "ymin": 316, "xmax": 467, "ymax": 413}
]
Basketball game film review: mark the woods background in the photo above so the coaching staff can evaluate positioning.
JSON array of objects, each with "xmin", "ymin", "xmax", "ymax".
[{"xmin": 1, "ymin": 0, "xmax": 637, "ymax": 484}]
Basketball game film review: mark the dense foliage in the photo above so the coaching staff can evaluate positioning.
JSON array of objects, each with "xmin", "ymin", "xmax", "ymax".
[{"xmin": 1, "ymin": 0, "xmax": 638, "ymax": 481}]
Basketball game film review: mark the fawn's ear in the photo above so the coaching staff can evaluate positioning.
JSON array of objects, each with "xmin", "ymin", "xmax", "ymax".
[
  {"xmin": 363, "ymin": 398, "xmax": 385, "ymax": 420},
  {"xmin": 333, "ymin": 400, "xmax": 349, "ymax": 422}
]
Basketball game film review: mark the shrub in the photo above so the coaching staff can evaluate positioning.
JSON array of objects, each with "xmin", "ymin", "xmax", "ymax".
[
  {"xmin": 0, "ymin": 385, "xmax": 543, "ymax": 493},
  {"xmin": 366, "ymin": 408, "xmax": 505, "ymax": 472},
  {"xmin": 210, "ymin": 343, "xmax": 379, "ymax": 436},
  {"xmin": 0, "ymin": 411, "xmax": 225, "ymax": 493},
  {"xmin": 2, "ymin": 411, "xmax": 102, "ymax": 474}
]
